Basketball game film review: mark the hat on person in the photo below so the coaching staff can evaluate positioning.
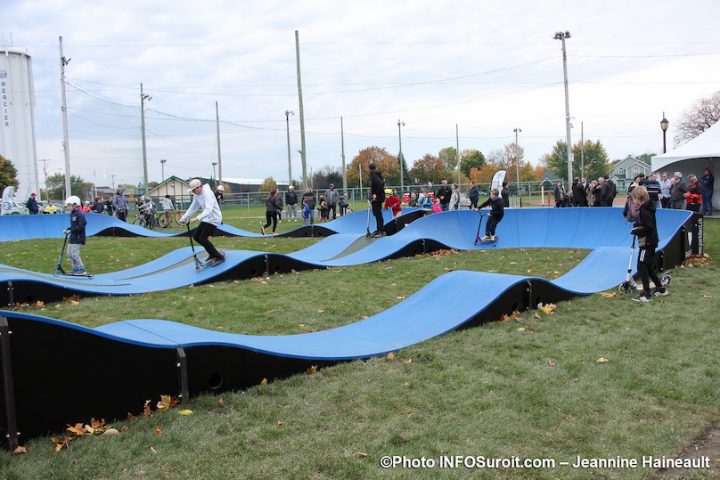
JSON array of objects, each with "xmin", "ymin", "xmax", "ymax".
[
  {"xmin": 31, "ymin": 193, "xmax": 36, "ymax": 196},
  {"xmin": 289, "ymin": 185, "xmax": 294, "ymax": 190},
  {"xmin": 384, "ymin": 188, "xmax": 393, "ymax": 195},
  {"xmin": 188, "ymin": 178, "xmax": 202, "ymax": 192},
  {"xmin": 217, "ymin": 185, "xmax": 224, "ymax": 191}
]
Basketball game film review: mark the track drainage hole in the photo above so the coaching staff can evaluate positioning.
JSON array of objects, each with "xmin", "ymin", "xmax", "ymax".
[{"xmin": 208, "ymin": 373, "xmax": 224, "ymax": 390}]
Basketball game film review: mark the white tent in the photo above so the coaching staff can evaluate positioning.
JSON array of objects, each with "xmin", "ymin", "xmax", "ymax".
[{"xmin": 652, "ymin": 122, "xmax": 719, "ymax": 210}]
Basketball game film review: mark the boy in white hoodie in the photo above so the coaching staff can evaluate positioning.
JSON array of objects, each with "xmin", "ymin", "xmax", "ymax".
[{"xmin": 180, "ymin": 178, "xmax": 225, "ymax": 264}]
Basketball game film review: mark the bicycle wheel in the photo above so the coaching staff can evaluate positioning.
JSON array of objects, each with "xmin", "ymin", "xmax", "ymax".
[{"xmin": 158, "ymin": 214, "xmax": 169, "ymax": 228}]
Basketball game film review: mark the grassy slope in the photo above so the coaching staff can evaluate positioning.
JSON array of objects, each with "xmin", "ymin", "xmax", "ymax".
[{"xmin": 0, "ymin": 217, "xmax": 717, "ymax": 480}]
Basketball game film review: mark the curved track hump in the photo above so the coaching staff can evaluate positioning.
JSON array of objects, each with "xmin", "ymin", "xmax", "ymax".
[
  {"xmin": 0, "ymin": 208, "xmax": 425, "ymax": 241},
  {"xmin": 0, "ymin": 209, "xmax": 693, "ymax": 304},
  {"xmin": 0, "ymin": 208, "xmax": 699, "ymax": 446}
]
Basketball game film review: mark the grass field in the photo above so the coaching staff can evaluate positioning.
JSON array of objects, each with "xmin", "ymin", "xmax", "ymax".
[{"xmin": 0, "ymin": 212, "xmax": 717, "ymax": 480}]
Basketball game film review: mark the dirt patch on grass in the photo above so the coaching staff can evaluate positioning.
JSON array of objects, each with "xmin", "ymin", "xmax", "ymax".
[{"xmin": 650, "ymin": 416, "xmax": 720, "ymax": 479}]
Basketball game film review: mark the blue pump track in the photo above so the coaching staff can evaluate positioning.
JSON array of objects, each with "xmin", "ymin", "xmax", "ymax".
[
  {"xmin": 0, "ymin": 208, "xmax": 700, "ymax": 448},
  {"xmin": 0, "ymin": 207, "xmax": 422, "ymax": 242}
]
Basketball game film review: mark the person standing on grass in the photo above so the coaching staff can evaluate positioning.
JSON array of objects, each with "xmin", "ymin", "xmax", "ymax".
[
  {"xmin": 468, "ymin": 182, "xmax": 479, "ymax": 210},
  {"xmin": 26, "ymin": 192, "xmax": 39, "ymax": 214},
  {"xmin": 302, "ymin": 186, "xmax": 316, "ymax": 226},
  {"xmin": 325, "ymin": 184, "xmax": 339, "ymax": 220},
  {"xmin": 369, "ymin": 162, "xmax": 386, "ymax": 236},
  {"xmin": 285, "ymin": 185, "xmax": 298, "ymax": 221},
  {"xmin": 699, "ymin": 168, "xmax": 714, "ymax": 216},
  {"xmin": 180, "ymin": 179, "xmax": 225, "ymax": 265},
  {"xmin": 626, "ymin": 186, "xmax": 668, "ymax": 302},
  {"xmin": 160, "ymin": 195, "xmax": 174, "ymax": 225},
  {"xmin": 261, "ymin": 188, "xmax": 283, "ymax": 236},
  {"xmin": 63, "ymin": 195, "xmax": 87, "ymax": 275},
  {"xmin": 113, "ymin": 187, "xmax": 128, "ymax": 222},
  {"xmin": 436, "ymin": 180, "xmax": 451, "ymax": 211}
]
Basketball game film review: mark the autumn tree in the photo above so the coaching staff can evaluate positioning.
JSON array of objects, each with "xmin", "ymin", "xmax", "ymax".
[
  {"xmin": 438, "ymin": 147, "xmax": 459, "ymax": 171},
  {"xmin": 260, "ymin": 176, "xmax": 277, "ymax": 191},
  {"xmin": 346, "ymin": 147, "xmax": 399, "ymax": 188},
  {"xmin": 409, "ymin": 154, "xmax": 450, "ymax": 185},
  {"xmin": 460, "ymin": 149, "xmax": 485, "ymax": 179},
  {"xmin": 46, "ymin": 173, "xmax": 93, "ymax": 200},
  {"xmin": 485, "ymin": 144, "xmax": 535, "ymax": 182},
  {"xmin": 674, "ymin": 90, "xmax": 720, "ymax": 146},
  {"xmin": 543, "ymin": 140, "xmax": 611, "ymax": 182},
  {"xmin": 0, "ymin": 154, "xmax": 18, "ymax": 191}
]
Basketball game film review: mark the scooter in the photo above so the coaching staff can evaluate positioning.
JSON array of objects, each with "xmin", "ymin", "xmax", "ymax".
[
  {"xmin": 618, "ymin": 233, "xmax": 671, "ymax": 294},
  {"xmin": 53, "ymin": 233, "xmax": 94, "ymax": 278}
]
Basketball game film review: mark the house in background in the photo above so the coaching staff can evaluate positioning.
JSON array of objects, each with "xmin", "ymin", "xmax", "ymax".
[{"xmin": 610, "ymin": 155, "xmax": 652, "ymax": 191}]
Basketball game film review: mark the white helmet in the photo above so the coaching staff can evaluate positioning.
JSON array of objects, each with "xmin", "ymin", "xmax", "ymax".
[
  {"xmin": 217, "ymin": 185, "xmax": 224, "ymax": 192},
  {"xmin": 65, "ymin": 195, "xmax": 81, "ymax": 206}
]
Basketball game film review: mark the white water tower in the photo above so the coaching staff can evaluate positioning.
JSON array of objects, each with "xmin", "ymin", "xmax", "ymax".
[{"xmin": 0, "ymin": 48, "xmax": 39, "ymax": 202}]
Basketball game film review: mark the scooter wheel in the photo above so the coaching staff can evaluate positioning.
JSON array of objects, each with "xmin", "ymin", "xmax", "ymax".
[
  {"xmin": 661, "ymin": 273, "xmax": 671, "ymax": 287},
  {"xmin": 53, "ymin": 270, "xmax": 61, "ymax": 277},
  {"xmin": 618, "ymin": 283, "xmax": 628, "ymax": 294}
]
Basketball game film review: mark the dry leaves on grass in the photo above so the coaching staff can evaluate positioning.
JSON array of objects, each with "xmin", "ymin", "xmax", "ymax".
[
  {"xmin": 386, "ymin": 352, "xmax": 397, "ymax": 360},
  {"xmin": 306, "ymin": 365, "xmax": 318, "ymax": 375},
  {"xmin": 12, "ymin": 446, "xmax": 28, "ymax": 455},
  {"xmin": 538, "ymin": 303, "xmax": 557, "ymax": 315},
  {"xmin": 596, "ymin": 357, "xmax": 609, "ymax": 364},
  {"xmin": 62, "ymin": 295, "xmax": 80, "ymax": 305},
  {"xmin": 156, "ymin": 395, "xmax": 180, "ymax": 411},
  {"xmin": 51, "ymin": 436, "xmax": 72, "ymax": 452},
  {"xmin": 601, "ymin": 291, "xmax": 617, "ymax": 298}
]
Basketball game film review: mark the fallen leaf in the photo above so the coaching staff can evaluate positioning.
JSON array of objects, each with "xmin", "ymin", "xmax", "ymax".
[
  {"xmin": 218, "ymin": 398, "xmax": 225, "ymax": 406},
  {"xmin": 12, "ymin": 446, "xmax": 27, "ymax": 455},
  {"xmin": 150, "ymin": 446, "xmax": 157, "ymax": 455},
  {"xmin": 538, "ymin": 303, "xmax": 557, "ymax": 315},
  {"xmin": 154, "ymin": 426, "xmax": 163, "ymax": 437},
  {"xmin": 500, "ymin": 314, "xmax": 509, "ymax": 322},
  {"xmin": 547, "ymin": 359, "xmax": 557, "ymax": 368},
  {"xmin": 51, "ymin": 436, "xmax": 71, "ymax": 452},
  {"xmin": 103, "ymin": 428, "xmax": 120, "ymax": 436},
  {"xmin": 307, "ymin": 365, "xmax": 318, "ymax": 375},
  {"xmin": 277, "ymin": 420, "xmax": 284, "ymax": 427},
  {"xmin": 317, "ymin": 308, "xmax": 325, "ymax": 314},
  {"xmin": 596, "ymin": 357, "xmax": 609, "ymax": 364},
  {"xmin": 143, "ymin": 400, "xmax": 153, "ymax": 417},
  {"xmin": 354, "ymin": 451, "xmax": 369, "ymax": 459},
  {"xmin": 32, "ymin": 300, "xmax": 45, "ymax": 308},
  {"xmin": 66, "ymin": 423, "xmax": 86, "ymax": 437},
  {"xmin": 127, "ymin": 412, "xmax": 136, "ymax": 422},
  {"xmin": 386, "ymin": 352, "xmax": 397, "ymax": 360},
  {"xmin": 601, "ymin": 291, "xmax": 616, "ymax": 298},
  {"xmin": 260, "ymin": 378, "xmax": 269, "ymax": 385},
  {"xmin": 533, "ymin": 312, "xmax": 541, "ymax": 319},
  {"xmin": 90, "ymin": 418, "xmax": 106, "ymax": 432},
  {"xmin": 403, "ymin": 358, "xmax": 413, "ymax": 364},
  {"xmin": 177, "ymin": 409, "xmax": 193, "ymax": 416},
  {"xmin": 157, "ymin": 395, "xmax": 179, "ymax": 411}
]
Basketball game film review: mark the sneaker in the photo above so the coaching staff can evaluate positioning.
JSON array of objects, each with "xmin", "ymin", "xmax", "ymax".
[
  {"xmin": 260, "ymin": 226, "xmax": 266, "ymax": 235},
  {"xmin": 654, "ymin": 288, "xmax": 669, "ymax": 297},
  {"xmin": 632, "ymin": 294, "xmax": 652, "ymax": 303},
  {"xmin": 71, "ymin": 269, "xmax": 87, "ymax": 276},
  {"xmin": 481, "ymin": 235, "xmax": 491, "ymax": 241}
]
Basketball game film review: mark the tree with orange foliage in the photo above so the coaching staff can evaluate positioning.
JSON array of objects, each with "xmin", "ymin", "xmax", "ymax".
[{"xmin": 346, "ymin": 147, "xmax": 399, "ymax": 187}]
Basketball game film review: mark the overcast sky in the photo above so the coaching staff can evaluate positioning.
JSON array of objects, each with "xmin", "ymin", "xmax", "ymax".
[{"xmin": 4, "ymin": 0, "xmax": 720, "ymax": 187}]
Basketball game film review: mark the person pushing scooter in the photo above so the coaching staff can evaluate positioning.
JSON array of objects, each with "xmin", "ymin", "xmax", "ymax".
[{"xmin": 179, "ymin": 179, "xmax": 225, "ymax": 265}]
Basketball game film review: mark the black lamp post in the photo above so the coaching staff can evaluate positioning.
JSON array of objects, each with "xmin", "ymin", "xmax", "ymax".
[{"xmin": 660, "ymin": 112, "xmax": 669, "ymax": 154}]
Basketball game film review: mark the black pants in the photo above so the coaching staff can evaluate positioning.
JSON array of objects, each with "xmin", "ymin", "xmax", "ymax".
[
  {"xmin": 263, "ymin": 211, "xmax": 278, "ymax": 232},
  {"xmin": 486, "ymin": 215, "xmax": 500, "ymax": 236},
  {"xmin": 328, "ymin": 204, "xmax": 337, "ymax": 219},
  {"xmin": 117, "ymin": 210, "xmax": 127, "ymax": 222},
  {"xmin": 371, "ymin": 201, "xmax": 384, "ymax": 233},
  {"xmin": 194, "ymin": 222, "xmax": 222, "ymax": 259},
  {"xmin": 637, "ymin": 246, "xmax": 662, "ymax": 295}
]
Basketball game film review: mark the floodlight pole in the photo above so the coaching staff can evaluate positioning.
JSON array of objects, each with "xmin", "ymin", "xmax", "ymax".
[{"xmin": 554, "ymin": 30, "xmax": 573, "ymax": 187}]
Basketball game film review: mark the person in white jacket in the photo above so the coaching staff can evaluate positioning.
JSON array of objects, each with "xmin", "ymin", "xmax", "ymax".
[{"xmin": 180, "ymin": 179, "xmax": 225, "ymax": 264}]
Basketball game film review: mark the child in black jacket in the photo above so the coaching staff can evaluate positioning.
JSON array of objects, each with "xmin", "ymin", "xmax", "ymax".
[
  {"xmin": 477, "ymin": 188, "xmax": 505, "ymax": 241},
  {"xmin": 626, "ymin": 186, "xmax": 668, "ymax": 302}
]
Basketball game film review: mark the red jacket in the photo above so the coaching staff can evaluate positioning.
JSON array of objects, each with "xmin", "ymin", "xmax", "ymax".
[
  {"xmin": 685, "ymin": 182, "xmax": 702, "ymax": 205},
  {"xmin": 384, "ymin": 195, "xmax": 402, "ymax": 216}
]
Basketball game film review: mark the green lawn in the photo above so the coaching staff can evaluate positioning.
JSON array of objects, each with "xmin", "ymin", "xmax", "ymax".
[{"xmin": 0, "ymin": 217, "xmax": 717, "ymax": 480}]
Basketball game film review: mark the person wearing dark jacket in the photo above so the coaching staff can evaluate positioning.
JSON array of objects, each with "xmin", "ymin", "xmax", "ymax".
[
  {"xmin": 325, "ymin": 184, "xmax": 339, "ymax": 219},
  {"xmin": 64, "ymin": 195, "xmax": 88, "ymax": 275},
  {"xmin": 477, "ymin": 188, "xmax": 505, "ymax": 241},
  {"xmin": 627, "ymin": 186, "xmax": 668, "ymax": 302},
  {"xmin": 26, "ymin": 193, "xmax": 39, "ymax": 214},
  {"xmin": 554, "ymin": 180, "xmax": 568, "ymax": 207},
  {"xmin": 468, "ymin": 182, "xmax": 479, "ymax": 210},
  {"xmin": 571, "ymin": 178, "xmax": 587, "ymax": 206},
  {"xmin": 302, "ymin": 186, "xmax": 316, "ymax": 226},
  {"xmin": 369, "ymin": 162, "xmax": 386, "ymax": 236},
  {"xmin": 603, "ymin": 175, "xmax": 617, "ymax": 206},
  {"xmin": 285, "ymin": 186, "xmax": 299, "ymax": 221},
  {"xmin": 261, "ymin": 188, "xmax": 283, "ymax": 236},
  {"xmin": 501, "ymin": 181, "xmax": 510, "ymax": 208},
  {"xmin": 669, "ymin": 172, "xmax": 687, "ymax": 209},
  {"xmin": 699, "ymin": 168, "xmax": 714, "ymax": 216},
  {"xmin": 436, "ymin": 180, "xmax": 452, "ymax": 211}
]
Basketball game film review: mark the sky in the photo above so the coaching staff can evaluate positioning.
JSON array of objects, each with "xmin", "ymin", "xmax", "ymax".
[{"xmin": 3, "ymin": 0, "xmax": 720, "ymax": 189}]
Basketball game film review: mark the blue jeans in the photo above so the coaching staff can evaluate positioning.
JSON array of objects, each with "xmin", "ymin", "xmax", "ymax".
[{"xmin": 701, "ymin": 192, "xmax": 713, "ymax": 215}]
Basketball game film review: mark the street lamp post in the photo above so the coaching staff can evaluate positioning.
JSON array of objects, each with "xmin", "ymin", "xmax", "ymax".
[
  {"xmin": 397, "ymin": 119, "xmax": 405, "ymax": 193},
  {"xmin": 554, "ymin": 30, "xmax": 573, "ymax": 187},
  {"xmin": 660, "ymin": 112, "xmax": 669, "ymax": 154},
  {"xmin": 160, "ymin": 159, "xmax": 167, "ymax": 184},
  {"xmin": 212, "ymin": 162, "xmax": 218, "ymax": 188},
  {"xmin": 513, "ymin": 128, "xmax": 522, "ymax": 192},
  {"xmin": 285, "ymin": 110, "xmax": 294, "ymax": 187},
  {"xmin": 140, "ymin": 83, "xmax": 152, "ymax": 196}
]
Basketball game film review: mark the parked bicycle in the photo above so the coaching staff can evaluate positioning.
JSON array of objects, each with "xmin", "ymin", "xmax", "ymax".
[{"xmin": 158, "ymin": 209, "xmax": 185, "ymax": 228}]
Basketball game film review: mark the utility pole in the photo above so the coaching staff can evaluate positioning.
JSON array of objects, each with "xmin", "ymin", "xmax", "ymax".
[
  {"xmin": 513, "ymin": 128, "xmax": 522, "ymax": 191},
  {"xmin": 110, "ymin": 174, "xmax": 116, "ymax": 191},
  {"xmin": 140, "ymin": 83, "xmax": 151, "ymax": 196},
  {"xmin": 285, "ymin": 110, "xmax": 294, "ymax": 187},
  {"xmin": 59, "ymin": 36, "xmax": 72, "ymax": 199},
  {"xmin": 580, "ymin": 121, "xmax": 585, "ymax": 179},
  {"xmin": 160, "ymin": 159, "xmax": 166, "ymax": 183},
  {"xmin": 39, "ymin": 158, "xmax": 51, "ymax": 201},
  {"xmin": 295, "ymin": 30, "xmax": 308, "ymax": 186},
  {"xmin": 554, "ymin": 30, "xmax": 573, "ymax": 187},
  {"xmin": 455, "ymin": 123, "xmax": 461, "ymax": 186},
  {"xmin": 215, "ymin": 101, "xmax": 223, "ymax": 185},
  {"xmin": 341, "ymin": 116, "xmax": 347, "ymax": 193},
  {"xmin": 397, "ymin": 119, "xmax": 405, "ymax": 193}
]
